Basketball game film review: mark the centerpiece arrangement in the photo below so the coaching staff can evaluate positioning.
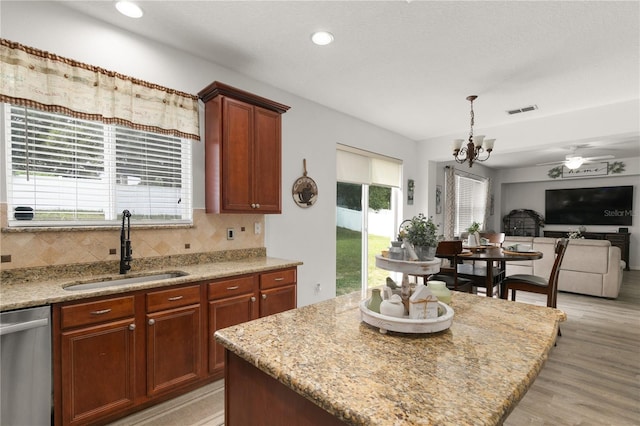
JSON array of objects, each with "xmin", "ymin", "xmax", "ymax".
[
  {"xmin": 399, "ymin": 213, "xmax": 440, "ymax": 261},
  {"xmin": 466, "ymin": 221, "xmax": 481, "ymax": 247},
  {"xmin": 364, "ymin": 214, "xmax": 454, "ymax": 334}
]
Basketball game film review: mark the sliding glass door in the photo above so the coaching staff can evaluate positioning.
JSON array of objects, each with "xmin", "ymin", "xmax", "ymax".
[
  {"xmin": 336, "ymin": 182, "xmax": 399, "ymax": 296},
  {"xmin": 335, "ymin": 145, "xmax": 402, "ymax": 296}
]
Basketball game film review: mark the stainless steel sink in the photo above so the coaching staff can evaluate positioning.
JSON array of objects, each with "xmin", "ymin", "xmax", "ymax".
[{"xmin": 64, "ymin": 272, "xmax": 188, "ymax": 291}]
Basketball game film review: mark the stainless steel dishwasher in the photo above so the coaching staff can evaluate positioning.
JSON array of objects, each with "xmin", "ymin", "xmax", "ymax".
[{"xmin": 0, "ymin": 305, "xmax": 52, "ymax": 425}]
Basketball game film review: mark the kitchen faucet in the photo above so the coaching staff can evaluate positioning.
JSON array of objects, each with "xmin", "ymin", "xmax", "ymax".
[{"xmin": 120, "ymin": 209, "xmax": 132, "ymax": 274}]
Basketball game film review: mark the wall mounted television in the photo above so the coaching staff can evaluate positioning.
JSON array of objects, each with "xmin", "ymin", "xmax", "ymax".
[{"xmin": 545, "ymin": 186, "xmax": 634, "ymax": 226}]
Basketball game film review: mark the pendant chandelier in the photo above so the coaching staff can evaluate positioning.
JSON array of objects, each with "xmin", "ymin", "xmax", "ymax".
[{"xmin": 452, "ymin": 95, "xmax": 495, "ymax": 167}]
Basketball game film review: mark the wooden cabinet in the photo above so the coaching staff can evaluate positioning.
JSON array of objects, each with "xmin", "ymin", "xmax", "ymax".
[
  {"xmin": 53, "ymin": 267, "xmax": 297, "ymax": 425},
  {"xmin": 199, "ymin": 81, "xmax": 290, "ymax": 214},
  {"xmin": 57, "ymin": 296, "xmax": 136, "ymax": 425},
  {"xmin": 145, "ymin": 285, "xmax": 204, "ymax": 397},
  {"xmin": 207, "ymin": 268, "xmax": 297, "ymax": 377},
  {"xmin": 207, "ymin": 275, "xmax": 258, "ymax": 376},
  {"xmin": 543, "ymin": 231, "xmax": 630, "ymax": 270},
  {"xmin": 259, "ymin": 268, "xmax": 297, "ymax": 317}
]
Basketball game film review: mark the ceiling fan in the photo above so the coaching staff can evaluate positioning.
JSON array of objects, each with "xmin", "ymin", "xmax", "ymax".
[{"xmin": 536, "ymin": 145, "xmax": 614, "ymax": 170}]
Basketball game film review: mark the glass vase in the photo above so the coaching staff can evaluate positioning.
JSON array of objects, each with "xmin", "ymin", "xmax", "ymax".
[
  {"xmin": 427, "ymin": 280, "xmax": 452, "ymax": 305},
  {"xmin": 368, "ymin": 288, "xmax": 383, "ymax": 313}
]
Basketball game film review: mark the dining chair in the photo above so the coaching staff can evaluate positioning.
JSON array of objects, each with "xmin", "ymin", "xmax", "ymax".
[
  {"xmin": 427, "ymin": 240, "xmax": 473, "ymax": 293},
  {"xmin": 500, "ymin": 238, "xmax": 569, "ymax": 309},
  {"xmin": 479, "ymin": 232, "xmax": 505, "ymax": 247}
]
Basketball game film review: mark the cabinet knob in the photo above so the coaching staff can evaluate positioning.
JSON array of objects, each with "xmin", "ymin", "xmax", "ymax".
[
  {"xmin": 251, "ymin": 203, "xmax": 256, "ymax": 208},
  {"xmin": 148, "ymin": 319, "xmax": 155, "ymax": 326},
  {"xmin": 129, "ymin": 324, "xmax": 136, "ymax": 331},
  {"xmin": 251, "ymin": 296, "xmax": 256, "ymax": 302},
  {"xmin": 262, "ymin": 294, "xmax": 267, "ymax": 300},
  {"xmin": 255, "ymin": 203, "xmax": 260, "ymax": 209}
]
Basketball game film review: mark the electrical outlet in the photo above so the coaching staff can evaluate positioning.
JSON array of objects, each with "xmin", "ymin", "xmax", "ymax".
[
  {"xmin": 254, "ymin": 222, "xmax": 261, "ymax": 235},
  {"xmin": 227, "ymin": 228, "xmax": 234, "ymax": 240}
]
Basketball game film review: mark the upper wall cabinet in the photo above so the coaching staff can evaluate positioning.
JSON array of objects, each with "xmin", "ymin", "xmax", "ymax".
[{"xmin": 199, "ymin": 82, "xmax": 290, "ymax": 214}]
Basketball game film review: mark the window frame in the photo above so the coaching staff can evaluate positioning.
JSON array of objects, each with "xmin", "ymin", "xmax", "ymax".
[
  {"xmin": 454, "ymin": 172, "xmax": 488, "ymax": 236},
  {"xmin": 3, "ymin": 103, "xmax": 193, "ymax": 228}
]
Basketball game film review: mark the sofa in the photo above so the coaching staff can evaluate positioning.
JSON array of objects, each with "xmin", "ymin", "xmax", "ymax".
[{"xmin": 504, "ymin": 236, "xmax": 625, "ymax": 298}]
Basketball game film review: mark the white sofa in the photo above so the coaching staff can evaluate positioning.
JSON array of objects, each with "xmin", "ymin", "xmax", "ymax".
[{"xmin": 504, "ymin": 236, "xmax": 625, "ymax": 298}]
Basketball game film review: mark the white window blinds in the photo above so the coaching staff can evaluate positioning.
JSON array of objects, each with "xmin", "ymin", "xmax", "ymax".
[
  {"xmin": 455, "ymin": 173, "xmax": 487, "ymax": 235},
  {"xmin": 5, "ymin": 104, "xmax": 192, "ymax": 225},
  {"xmin": 336, "ymin": 145, "xmax": 402, "ymax": 188}
]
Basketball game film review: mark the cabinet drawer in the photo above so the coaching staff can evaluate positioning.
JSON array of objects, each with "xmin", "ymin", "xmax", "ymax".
[
  {"xmin": 61, "ymin": 296, "xmax": 135, "ymax": 329},
  {"xmin": 604, "ymin": 235, "xmax": 625, "ymax": 244},
  {"xmin": 208, "ymin": 276, "xmax": 256, "ymax": 300},
  {"xmin": 146, "ymin": 285, "xmax": 201, "ymax": 313},
  {"xmin": 260, "ymin": 268, "xmax": 296, "ymax": 290}
]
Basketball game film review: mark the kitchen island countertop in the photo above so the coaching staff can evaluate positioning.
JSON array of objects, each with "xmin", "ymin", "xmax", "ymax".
[{"xmin": 215, "ymin": 291, "xmax": 565, "ymax": 425}]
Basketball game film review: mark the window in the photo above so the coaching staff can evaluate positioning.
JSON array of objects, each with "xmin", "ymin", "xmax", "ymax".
[
  {"xmin": 4, "ymin": 104, "xmax": 192, "ymax": 226},
  {"xmin": 455, "ymin": 173, "xmax": 487, "ymax": 235}
]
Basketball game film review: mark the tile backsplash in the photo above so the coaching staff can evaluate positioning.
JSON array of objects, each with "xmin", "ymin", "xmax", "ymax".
[{"xmin": 0, "ymin": 204, "xmax": 265, "ymax": 270}]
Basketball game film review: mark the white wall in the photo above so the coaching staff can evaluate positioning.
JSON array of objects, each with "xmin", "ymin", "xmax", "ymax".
[{"xmin": 0, "ymin": 1, "xmax": 419, "ymax": 306}]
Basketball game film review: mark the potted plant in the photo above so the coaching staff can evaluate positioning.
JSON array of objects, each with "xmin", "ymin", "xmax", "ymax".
[
  {"xmin": 401, "ymin": 213, "xmax": 440, "ymax": 260},
  {"xmin": 467, "ymin": 221, "xmax": 481, "ymax": 246}
]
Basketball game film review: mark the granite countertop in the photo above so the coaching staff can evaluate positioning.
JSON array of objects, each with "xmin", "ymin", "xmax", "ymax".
[
  {"xmin": 215, "ymin": 291, "xmax": 565, "ymax": 426},
  {"xmin": 0, "ymin": 255, "xmax": 302, "ymax": 311}
]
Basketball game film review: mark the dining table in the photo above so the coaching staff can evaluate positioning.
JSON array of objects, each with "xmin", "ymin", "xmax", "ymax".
[{"xmin": 458, "ymin": 246, "xmax": 543, "ymax": 297}]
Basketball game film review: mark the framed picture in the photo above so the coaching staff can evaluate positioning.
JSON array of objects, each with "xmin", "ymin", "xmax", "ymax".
[
  {"xmin": 407, "ymin": 179, "xmax": 414, "ymax": 205},
  {"xmin": 436, "ymin": 185, "xmax": 442, "ymax": 214}
]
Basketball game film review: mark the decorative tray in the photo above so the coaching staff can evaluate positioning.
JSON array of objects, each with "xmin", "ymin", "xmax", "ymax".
[
  {"xmin": 374, "ymin": 255, "xmax": 441, "ymax": 275},
  {"xmin": 359, "ymin": 299, "xmax": 454, "ymax": 334}
]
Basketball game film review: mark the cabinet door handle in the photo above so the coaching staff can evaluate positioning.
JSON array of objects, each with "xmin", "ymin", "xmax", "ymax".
[
  {"xmin": 274, "ymin": 277, "xmax": 284, "ymax": 281},
  {"xmin": 168, "ymin": 296, "xmax": 183, "ymax": 301},
  {"xmin": 90, "ymin": 309, "xmax": 112, "ymax": 315},
  {"xmin": 226, "ymin": 286, "xmax": 240, "ymax": 290},
  {"xmin": 129, "ymin": 324, "xmax": 136, "ymax": 331},
  {"xmin": 262, "ymin": 294, "xmax": 267, "ymax": 300},
  {"xmin": 250, "ymin": 296, "xmax": 256, "ymax": 302},
  {"xmin": 148, "ymin": 319, "xmax": 155, "ymax": 326}
]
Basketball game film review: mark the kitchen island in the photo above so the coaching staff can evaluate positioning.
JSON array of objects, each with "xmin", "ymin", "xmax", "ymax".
[{"xmin": 215, "ymin": 290, "xmax": 565, "ymax": 425}]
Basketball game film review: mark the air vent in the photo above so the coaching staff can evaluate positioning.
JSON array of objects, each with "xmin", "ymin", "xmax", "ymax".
[{"xmin": 507, "ymin": 105, "xmax": 538, "ymax": 115}]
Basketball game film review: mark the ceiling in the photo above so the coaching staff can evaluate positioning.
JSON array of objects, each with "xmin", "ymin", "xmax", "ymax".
[{"xmin": 58, "ymin": 0, "xmax": 640, "ymax": 169}]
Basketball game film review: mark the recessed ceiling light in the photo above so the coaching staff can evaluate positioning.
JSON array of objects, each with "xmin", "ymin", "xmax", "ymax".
[
  {"xmin": 311, "ymin": 31, "xmax": 334, "ymax": 46},
  {"xmin": 116, "ymin": 1, "xmax": 143, "ymax": 18}
]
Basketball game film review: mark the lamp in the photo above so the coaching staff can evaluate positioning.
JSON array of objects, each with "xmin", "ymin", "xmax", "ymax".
[
  {"xmin": 115, "ymin": 1, "xmax": 143, "ymax": 18},
  {"xmin": 452, "ymin": 95, "xmax": 495, "ymax": 167},
  {"xmin": 564, "ymin": 156, "xmax": 584, "ymax": 170}
]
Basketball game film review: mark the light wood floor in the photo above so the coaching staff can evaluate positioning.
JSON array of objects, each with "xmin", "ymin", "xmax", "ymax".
[
  {"xmin": 113, "ymin": 271, "xmax": 640, "ymax": 426},
  {"xmin": 505, "ymin": 269, "xmax": 640, "ymax": 426}
]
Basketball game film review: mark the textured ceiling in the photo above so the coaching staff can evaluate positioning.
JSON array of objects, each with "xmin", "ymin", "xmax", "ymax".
[{"xmin": 56, "ymin": 1, "xmax": 640, "ymax": 168}]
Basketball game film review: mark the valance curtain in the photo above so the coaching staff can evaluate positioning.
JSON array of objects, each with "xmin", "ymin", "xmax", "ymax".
[
  {"xmin": 483, "ymin": 177, "xmax": 493, "ymax": 230},
  {"xmin": 0, "ymin": 39, "xmax": 200, "ymax": 140},
  {"xmin": 444, "ymin": 166, "xmax": 456, "ymax": 239}
]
